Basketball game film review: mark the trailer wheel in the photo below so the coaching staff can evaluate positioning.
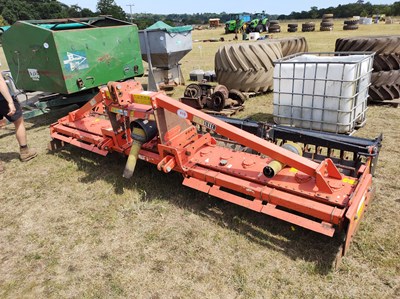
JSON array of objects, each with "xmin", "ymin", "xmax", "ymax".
[
  {"xmin": 211, "ymin": 91, "xmax": 226, "ymax": 111},
  {"xmin": 214, "ymin": 84, "xmax": 229, "ymax": 99},
  {"xmin": 184, "ymin": 83, "xmax": 202, "ymax": 98}
]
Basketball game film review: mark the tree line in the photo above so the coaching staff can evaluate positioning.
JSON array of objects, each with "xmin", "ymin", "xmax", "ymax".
[{"xmin": 1, "ymin": 0, "xmax": 400, "ymax": 28}]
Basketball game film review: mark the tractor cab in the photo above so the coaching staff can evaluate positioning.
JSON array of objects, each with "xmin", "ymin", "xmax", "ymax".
[
  {"xmin": 225, "ymin": 13, "xmax": 250, "ymax": 34},
  {"xmin": 247, "ymin": 12, "xmax": 269, "ymax": 33}
]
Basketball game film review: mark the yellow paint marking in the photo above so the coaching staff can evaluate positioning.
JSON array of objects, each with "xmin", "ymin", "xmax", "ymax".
[{"xmin": 133, "ymin": 94, "xmax": 152, "ymax": 105}]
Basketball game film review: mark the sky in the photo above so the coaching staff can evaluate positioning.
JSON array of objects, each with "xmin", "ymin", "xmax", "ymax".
[{"xmin": 61, "ymin": 0, "xmax": 396, "ymax": 15}]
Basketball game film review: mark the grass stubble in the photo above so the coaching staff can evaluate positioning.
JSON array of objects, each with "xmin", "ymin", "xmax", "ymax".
[{"xmin": 0, "ymin": 20, "xmax": 399, "ymax": 298}]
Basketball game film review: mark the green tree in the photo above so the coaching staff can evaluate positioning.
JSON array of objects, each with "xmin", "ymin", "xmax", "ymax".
[
  {"xmin": 0, "ymin": 14, "xmax": 8, "ymax": 25},
  {"xmin": 96, "ymin": 0, "xmax": 126, "ymax": 20}
]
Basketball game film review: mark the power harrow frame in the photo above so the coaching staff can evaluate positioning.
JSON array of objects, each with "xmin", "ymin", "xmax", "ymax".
[{"xmin": 49, "ymin": 80, "xmax": 380, "ymax": 263}]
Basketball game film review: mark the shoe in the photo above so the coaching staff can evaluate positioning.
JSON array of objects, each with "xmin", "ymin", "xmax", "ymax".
[
  {"xmin": 20, "ymin": 146, "xmax": 37, "ymax": 162},
  {"xmin": 0, "ymin": 161, "xmax": 4, "ymax": 174}
]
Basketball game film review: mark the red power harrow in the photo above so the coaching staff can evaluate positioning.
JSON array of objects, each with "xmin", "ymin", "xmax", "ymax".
[{"xmin": 50, "ymin": 80, "xmax": 377, "ymax": 263}]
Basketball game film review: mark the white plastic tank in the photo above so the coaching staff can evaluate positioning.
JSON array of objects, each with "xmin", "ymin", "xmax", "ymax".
[
  {"xmin": 273, "ymin": 53, "xmax": 374, "ymax": 133},
  {"xmin": 249, "ymin": 32, "xmax": 260, "ymax": 40}
]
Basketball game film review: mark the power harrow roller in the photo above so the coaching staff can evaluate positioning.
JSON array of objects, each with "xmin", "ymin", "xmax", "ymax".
[{"xmin": 49, "ymin": 80, "xmax": 379, "ymax": 264}]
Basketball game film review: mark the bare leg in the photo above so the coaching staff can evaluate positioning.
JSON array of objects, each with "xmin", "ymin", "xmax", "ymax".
[{"xmin": 13, "ymin": 116, "xmax": 27, "ymax": 146}]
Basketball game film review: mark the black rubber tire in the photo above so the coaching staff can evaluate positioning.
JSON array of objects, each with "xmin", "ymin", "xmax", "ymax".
[
  {"xmin": 302, "ymin": 22, "xmax": 315, "ymax": 27},
  {"xmin": 256, "ymin": 24, "xmax": 264, "ymax": 33},
  {"xmin": 184, "ymin": 83, "xmax": 202, "ymax": 98},
  {"xmin": 215, "ymin": 42, "xmax": 283, "ymax": 92},
  {"xmin": 320, "ymin": 26, "xmax": 333, "ymax": 31},
  {"xmin": 344, "ymin": 19, "xmax": 359, "ymax": 25},
  {"xmin": 369, "ymin": 84, "xmax": 400, "ymax": 101},
  {"xmin": 288, "ymin": 23, "xmax": 298, "ymax": 28},
  {"xmin": 276, "ymin": 36, "xmax": 309, "ymax": 57},
  {"xmin": 322, "ymin": 13, "xmax": 334, "ymax": 19},
  {"xmin": 269, "ymin": 24, "xmax": 281, "ymax": 30},
  {"xmin": 288, "ymin": 28, "xmax": 298, "ymax": 32},
  {"xmin": 228, "ymin": 89, "xmax": 246, "ymax": 104},
  {"xmin": 269, "ymin": 20, "xmax": 279, "ymax": 25},
  {"xmin": 302, "ymin": 27, "xmax": 315, "ymax": 32},
  {"xmin": 211, "ymin": 91, "xmax": 226, "ymax": 111},
  {"xmin": 370, "ymin": 70, "xmax": 400, "ymax": 87},
  {"xmin": 269, "ymin": 28, "xmax": 281, "ymax": 33},
  {"xmin": 343, "ymin": 25, "xmax": 359, "ymax": 30},
  {"xmin": 335, "ymin": 36, "xmax": 400, "ymax": 72},
  {"xmin": 320, "ymin": 21, "xmax": 334, "ymax": 27},
  {"xmin": 373, "ymin": 53, "xmax": 400, "ymax": 71},
  {"xmin": 335, "ymin": 36, "xmax": 400, "ymax": 55}
]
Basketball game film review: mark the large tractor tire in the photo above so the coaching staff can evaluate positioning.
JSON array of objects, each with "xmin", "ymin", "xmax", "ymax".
[
  {"xmin": 215, "ymin": 42, "xmax": 283, "ymax": 92},
  {"xmin": 344, "ymin": 19, "xmax": 359, "ymax": 25},
  {"xmin": 335, "ymin": 36, "xmax": 400, "ymax": 71},
  {"xmin": 320, "ymin": 26, "xmax": 333, "ymax": 31},
  {"xmin": 369, "ymin": 85, "xmax": 400, "ymax": 101},
  {"xmin": 302, "ymin": 22, "xmax": 315, "ymax": 32},
  {"xmin": 371, "ymin": 70, "xmax": 400, "ymax": 87},
  {"xmin": 276, "ymin": 36, "xmax": 309, "ymax": 57},
  {"xmin": 343, "ymin": 24, "xmax": 359, "ymax": 30},
  {"xmin": 322, "ymin": 13, "xmax": 334, "ymax": 19},
  {"xmin": 373, "ymin": 53, "xmax": 400, "ymax": 71},
  {"xmin": 321, "ymin": 21, "xmax": 334, "ymax": 27}
]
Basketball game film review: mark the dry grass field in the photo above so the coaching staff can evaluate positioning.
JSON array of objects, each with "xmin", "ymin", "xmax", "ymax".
[{"xmin": 0, "ymin": 20, "xmax": 399, "ymax": 298}]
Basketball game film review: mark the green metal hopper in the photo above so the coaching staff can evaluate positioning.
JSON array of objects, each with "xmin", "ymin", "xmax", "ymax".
[{"xmin": 2, "ymin": 17, "xmax": 144, "ymax": 94}]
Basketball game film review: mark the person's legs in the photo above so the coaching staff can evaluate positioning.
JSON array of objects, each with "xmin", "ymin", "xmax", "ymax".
[
  {"xmin": 13, "ymin": 116, "xmax": 27, "ymax": 146},
  {"xmin": 12, "ymin": 116, "xmax": 37, "ymax": 162}
]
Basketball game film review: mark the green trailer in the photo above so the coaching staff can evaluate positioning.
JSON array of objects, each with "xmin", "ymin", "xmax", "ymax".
[{"xmin": 2, "ymin": 17, "xmax": 144, "ymax": 95}]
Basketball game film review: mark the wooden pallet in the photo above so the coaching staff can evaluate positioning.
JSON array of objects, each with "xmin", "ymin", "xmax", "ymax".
[
  {"xmin": 201, "ymin": 105, "xmax": 244, "ymax": 117},
  {"xmin": 242, "ymin": 91, "xmax": 268, "ymax": 99}
]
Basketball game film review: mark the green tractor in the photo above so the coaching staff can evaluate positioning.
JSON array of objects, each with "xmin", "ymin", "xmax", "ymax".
[
  {"xmin": 246, "ymin": 13, "xmax": 269, "ymax": 33},
  {"xmin": 225, "ymin": 13, "xmax": 250, "ymax": 34}
]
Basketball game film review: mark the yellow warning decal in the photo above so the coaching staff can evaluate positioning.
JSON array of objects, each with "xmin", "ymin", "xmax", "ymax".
[
  {"xmin": 110, "ymin": 107, "xmax": 128, "ymax": 116},
  {"xmin": 193, "ymin": 116, "xmax": 204, "ymax": 126},
  {"xmin": 356, "ymin": 194, "xmax": 366, "ymax": 221},
  {"xmin": 290, "ymin": 168, "xmax": 298, "ymax": 173},
  {"xmin": 193, "ymin": 116, "xmax": 216, "ymax": 131},
  {"xmin": 342, "ymin": 177, "xmax": 357, "ymax": 185},
  {"xmin": 133, "ymin": 94, "xmax": 152, "ymax": 105}
]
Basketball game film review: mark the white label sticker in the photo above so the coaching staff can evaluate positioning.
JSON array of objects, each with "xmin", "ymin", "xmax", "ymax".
[
  {"xmin": 177, "ymin": 109, "xmax": 188, "ymax": 119},
  {"xmin": 27, "ymin": 68, "xmax": 40, "ymax": 81}
]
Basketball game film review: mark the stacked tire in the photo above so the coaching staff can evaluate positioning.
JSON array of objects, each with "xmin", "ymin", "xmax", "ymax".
[
  {"xmin": 335, "ymin": 35, "xmax": 400, "ymax": 102},
  {"xmin": 302, "ymin": 22, "xmax": 315, "ymax": 32},
  {"xmin": 287, "ymin": 23, "xmax": 298, "ymax": 33},
  {"xmin": 320, "ymin": 13, "xmax": 334, "ymax": 31},
  {"xmin": 343, "ymin": 19, "xmax": 359, "ymax": 30},
  {"xmin": 269, "ymin": 20, "xmax": 281, "ymax": 33},
  {"xmin": 215, "ymin": 42, "xmax": 283, "ymax": 92}
]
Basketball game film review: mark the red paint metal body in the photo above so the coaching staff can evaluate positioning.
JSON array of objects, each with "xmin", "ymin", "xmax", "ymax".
[{"xmin": 49, "ymin": 80, "xmax": 375, "ymax": 258}]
